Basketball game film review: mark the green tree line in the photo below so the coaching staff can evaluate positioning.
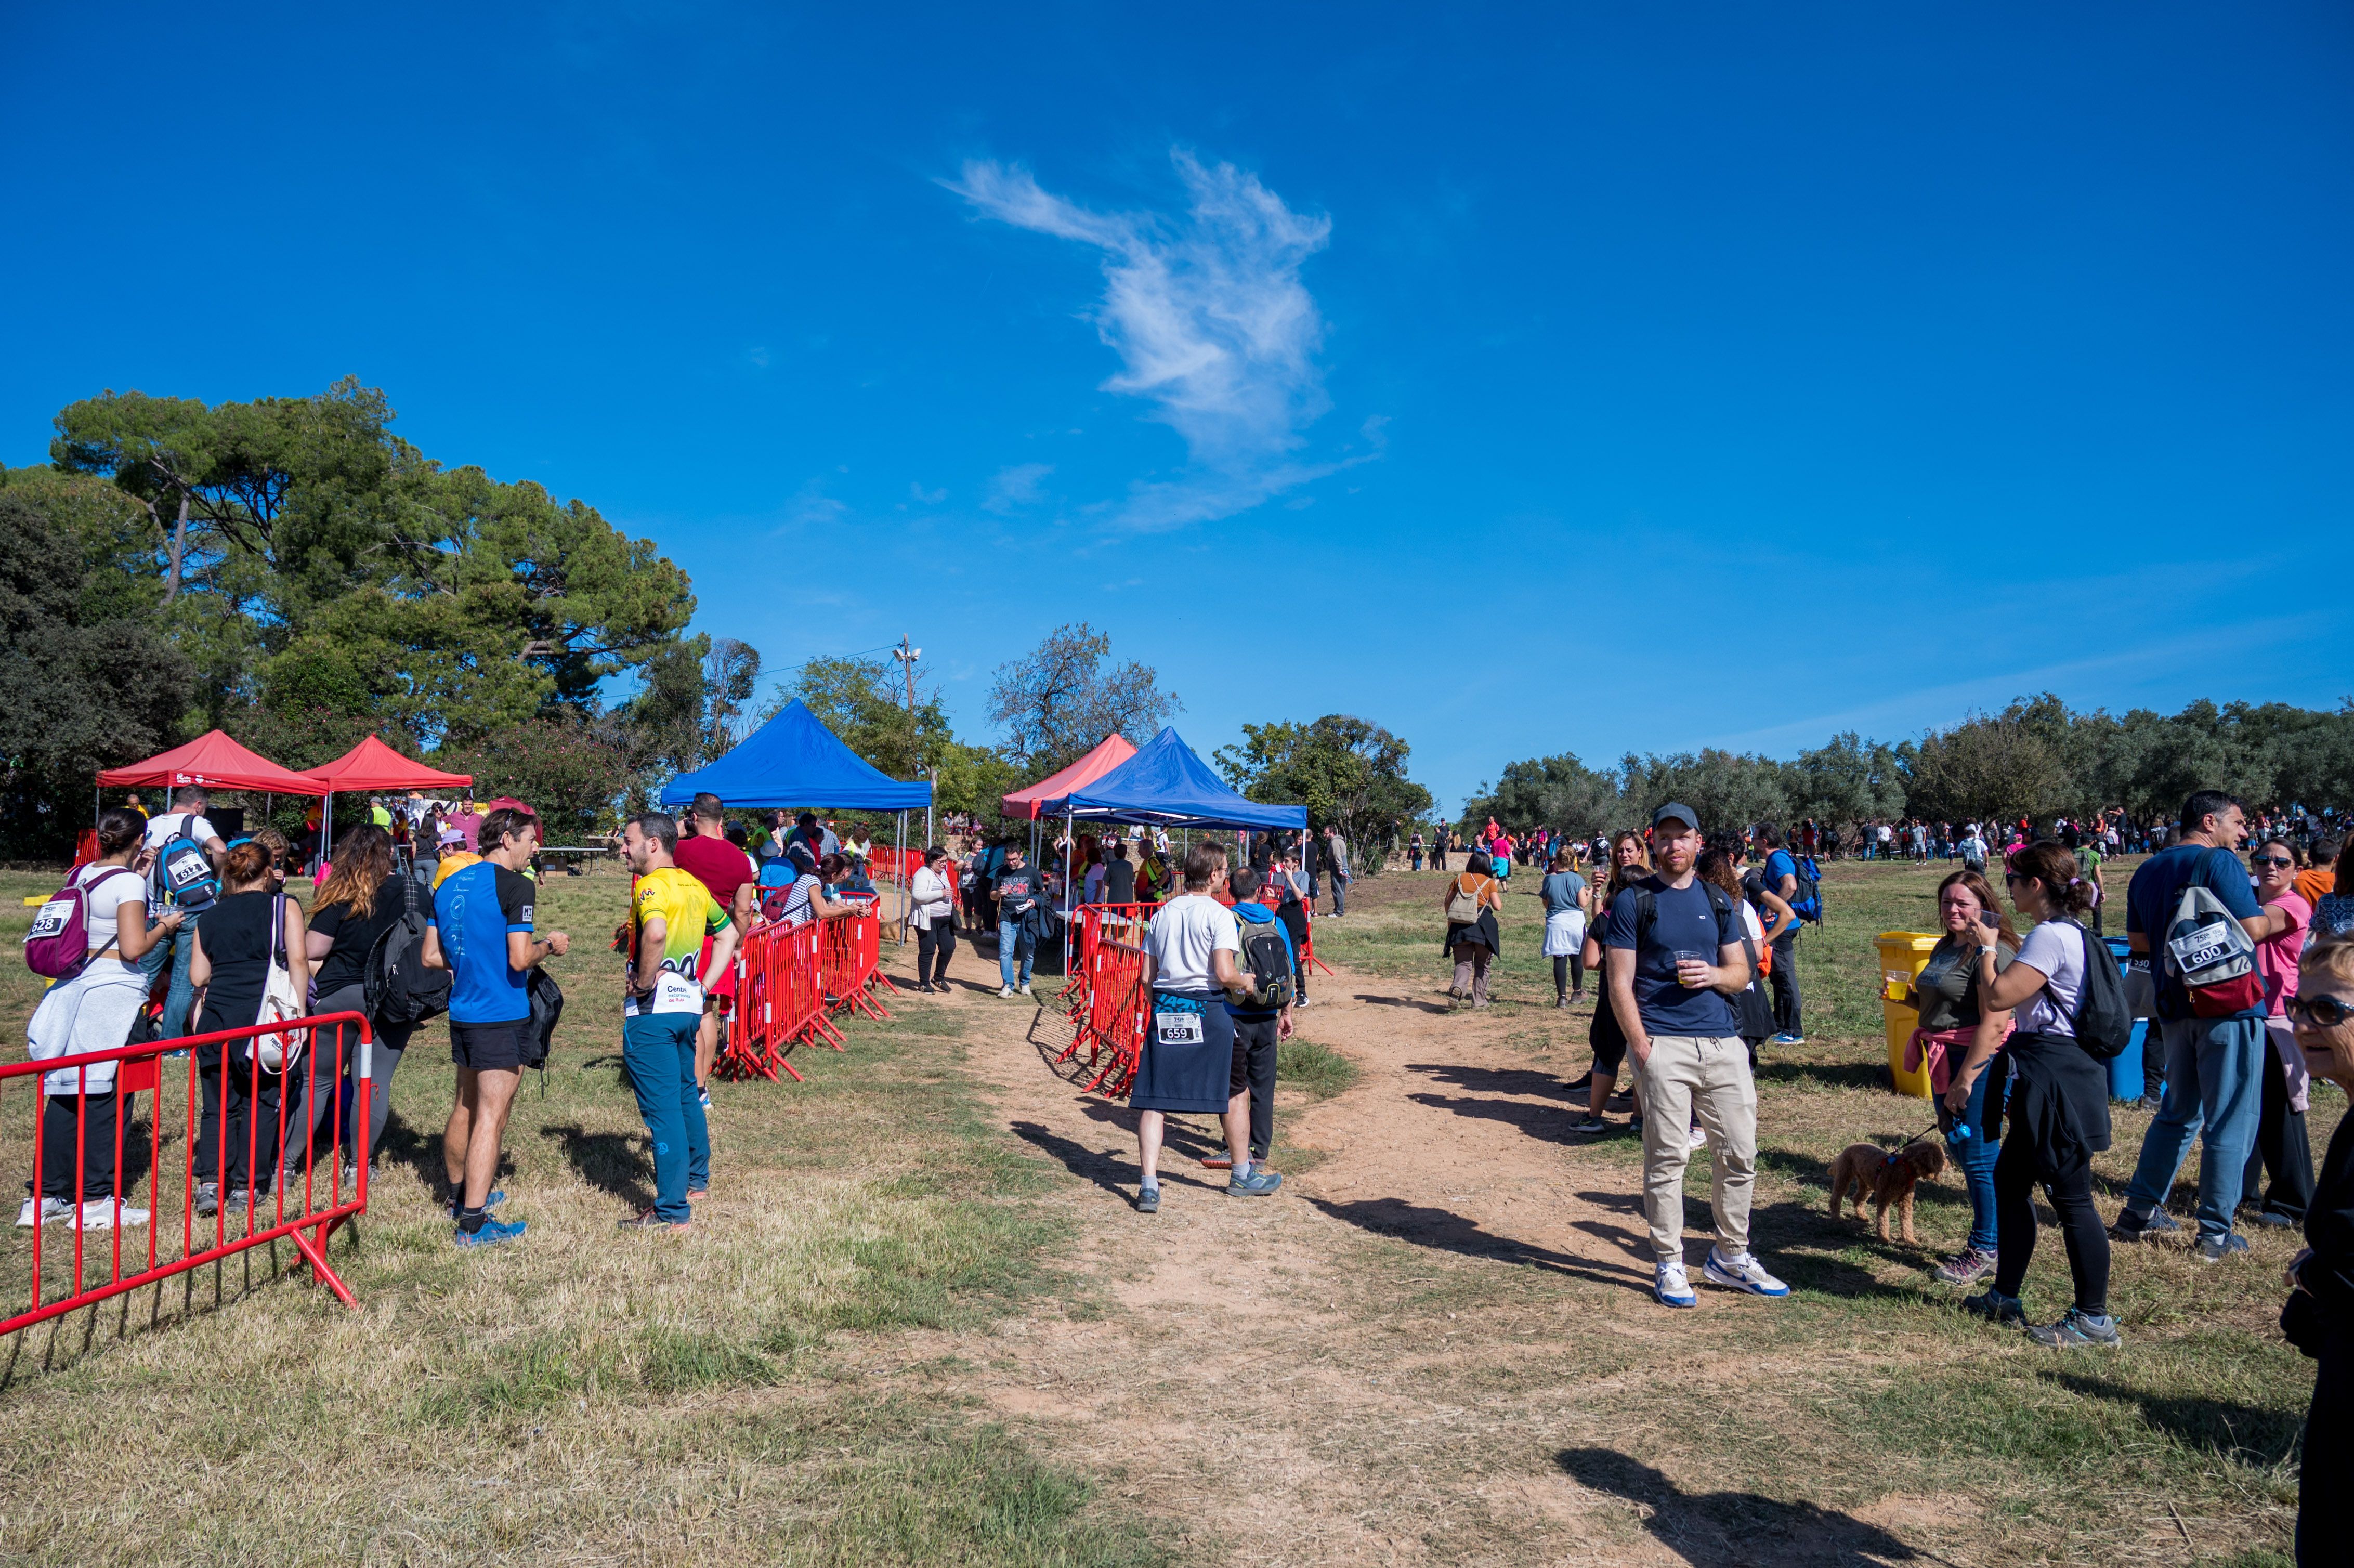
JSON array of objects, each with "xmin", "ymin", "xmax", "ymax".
[{"xmin": 1461, "ymin": 692, "xmax": 2354, "ymax": 843}]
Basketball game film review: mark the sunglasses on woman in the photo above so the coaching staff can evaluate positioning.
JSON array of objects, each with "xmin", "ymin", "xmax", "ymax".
[
  {"xmin": 2287, "ymin": 993, "xmax": 2354, "ymax": 1029},
  {"xmin": 2251, "ymin": 855, "xmax": 2294, "ymax": 869}
]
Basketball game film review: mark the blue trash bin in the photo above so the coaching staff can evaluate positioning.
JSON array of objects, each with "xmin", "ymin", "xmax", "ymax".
[{"xmin": 2103, "ymin": 937, "xmax": 2152, "ymax": 1102}]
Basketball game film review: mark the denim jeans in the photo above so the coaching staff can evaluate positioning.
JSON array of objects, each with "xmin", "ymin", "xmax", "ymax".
[
  {"xmin": 997, "ymin": 919, "xmax": 1035, "ymax": 989},
  {"xmin": 1941, "ymin": 1061, "xmax": 2000, "ymax": 1252},
  {"xmin": 1331, "ymin": 876, "xmax": 1347, "ymax": 916},
  {"xmin": 622, "ymin": 1012, "xmax": 709, "ymax": 1222},
  {"xmin": 140, "ymin": 913, "xmax": 200, "ymax": 1040},
  {"xmin": 2122, "ymin": 1015, "xmax": 2265, "ymax": 1240}
]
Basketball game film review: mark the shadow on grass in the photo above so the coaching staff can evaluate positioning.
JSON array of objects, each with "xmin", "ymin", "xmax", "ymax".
[
  {"xmin": 1353, "ymin": 992, "xmax": 1450, "ymax": 1014},
  {"xmin": 1754, "ymin": 1058, "xmax": 1891, "ymax": 1093},
  {"xmin": 1406, "ymin": 1092, "xmax": 1580, "ymax": 1146},
  {"xmin": 1306, "ymin": 1196, "xmax": 1649, "ymax": 1292},
  {"xmin": 538, "ymin": 1122, "xmax": 652, "ymax": 1211},
  {"xmin": 1555, "ymin": 1447, "xmax": 1934, "ymax": 1566},
  {"xmin": 2040, "ymin": 1370, "xmax": 2304, "ymax": 1469},
  {"xmin": 1008, "ymin": 1117, "xmax": 1232, "ymax": 1199},
  {"xmin": 1407, "ymin": 1062, "xmax": 1578, "ymax": 1100}
]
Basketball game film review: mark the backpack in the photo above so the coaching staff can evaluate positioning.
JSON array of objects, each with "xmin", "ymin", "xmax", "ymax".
[
  {"xmin": 522, "ymin": 968, "xmax": 562, "ymax": 1072},
  {"xmin": 251, "ymin": 895, "xmax": 307, "ymax": 1074},
  {"xmin": 1786, "ymin": 853, "xmax": 1824, "ymax": 923},
  {"xmin": 2041, "ymin": 919, "xmax": 2134, "ymax": 1060},
  {"xmin": 1231, "ymin": 911, "xmax": 1296, "ymax": 1011},
  {"xmin": 2163, "ymin": 876, "xmax": 2265, "ymax": 1017},
  {"xmin": 364, "ymin": 870, "xmax": 452, "ymax": 1027},
  {"xmin": 149, "ymin": 815, "xmax": 218, "ymax": 911},
  {"xmin": 25, "ymin": 866, "xmax": 141, "ymax": 981},
  {"xmin": 1445, "ymin": 876, "xmax": 1492, "ymax": 925}
]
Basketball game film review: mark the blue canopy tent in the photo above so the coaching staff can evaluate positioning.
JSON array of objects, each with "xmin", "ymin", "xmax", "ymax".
[
  {"xmin": 659, "ymin": 700, "xmax": 932, "ymax": 811},
  {"xmin": 1036, "ymin": 727, "xmax": 1308, "ymax": 973},
  {"xmin": 661, "ymin": 701, "xmax": 932, "ymax": 938},
  {"xmin": 1038, "ymin": 727, "xmax": 1307, "ymax": 832}
]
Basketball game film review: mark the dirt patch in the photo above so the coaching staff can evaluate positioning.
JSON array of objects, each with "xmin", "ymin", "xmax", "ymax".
[{"xmin": 875, "ymin": 932, "xmax": 1921, "ymax": 1565}]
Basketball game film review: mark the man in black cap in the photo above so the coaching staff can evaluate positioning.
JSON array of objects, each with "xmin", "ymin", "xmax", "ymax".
[{"xmin": 1604, "ymin": 802, "xmax": 1789, "ymax": 1310}]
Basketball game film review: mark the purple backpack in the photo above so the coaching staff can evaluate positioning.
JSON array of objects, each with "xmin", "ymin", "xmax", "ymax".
[{"xmin": 25, "ymin": 867, "xmax": 140, "ymax": 981}]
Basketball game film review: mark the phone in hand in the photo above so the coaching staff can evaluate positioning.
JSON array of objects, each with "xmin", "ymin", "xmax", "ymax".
[{"xmin": 1979, "ymin": 910, "xmax": 2000, "ymax": 930}]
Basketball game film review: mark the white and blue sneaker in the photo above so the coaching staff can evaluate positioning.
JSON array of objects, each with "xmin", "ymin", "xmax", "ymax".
[
  {"xmin": 1655, "ymin": 1260, "xmax": 1697, "ymax": 1309},
  {"xmin": 1769, "ymin": 1033, "xmax": 1805, "ymax": 1047},
  {"xmin": 1703, "ymin": 1247, "xmax": 1790, "ymax": 1297}
]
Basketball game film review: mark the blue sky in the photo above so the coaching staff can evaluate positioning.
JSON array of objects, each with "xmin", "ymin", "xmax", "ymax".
[{"xmin": 5, "ymin": 4, "xmax": 2349, "ymax": 812}]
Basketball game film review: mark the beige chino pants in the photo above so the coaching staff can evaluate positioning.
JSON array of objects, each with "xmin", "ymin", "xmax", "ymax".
[{"xmin": 1634, "ymin": 1034, "xmax": 1758, "ymax": 1264}]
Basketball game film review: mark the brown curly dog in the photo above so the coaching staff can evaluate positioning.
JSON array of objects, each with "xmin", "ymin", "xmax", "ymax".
[{"xmin": 1827, "ymin": 1139, "xmax": 1948, "ymax": 1245}]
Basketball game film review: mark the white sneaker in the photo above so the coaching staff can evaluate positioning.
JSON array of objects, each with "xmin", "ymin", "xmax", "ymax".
[
  {"xmin": 1655, "ymin": 1260, "xmax": 1697, "ymax": 1308},
  {"xmin": 998, "ymin": 986, "xmax": 1017, "ymax": 999},
  {"xmin": 15, "ymin": 1196, "xmax": 72, "ymax": 1227},
  {"xmin": 74, "ymin": 1199, "xmax": 149, "ymax": 1231},
  {"xmin": 1019, "ymin": 982, "xmax": 1033, "ymax": 997},
  {"xmin": 1688, "ymin": 1126, "xmax": 1708, "ymax": 1151},
  {"xmin": 1703, "ymin": 1246, "xmax": 1790, "ymax": 1297}
]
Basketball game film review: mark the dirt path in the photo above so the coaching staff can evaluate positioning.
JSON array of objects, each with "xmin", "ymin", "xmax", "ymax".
[{"xmin": 870, "ymin": 937, "xmax": 1920, "ymax": 1567}]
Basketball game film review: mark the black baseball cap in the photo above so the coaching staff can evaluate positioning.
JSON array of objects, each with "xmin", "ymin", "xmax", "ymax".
[{"xmin": 1651, "ymin": 802, "xmax": 1700, "ymax": 832}]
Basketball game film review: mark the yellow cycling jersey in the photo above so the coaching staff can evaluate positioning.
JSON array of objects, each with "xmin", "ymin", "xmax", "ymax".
[{"xmin": 628, "ymin": 866, "xmax": 730, "ymax": 1016}]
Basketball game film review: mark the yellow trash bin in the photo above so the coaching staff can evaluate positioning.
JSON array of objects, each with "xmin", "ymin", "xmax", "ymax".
[{"xmin": 1876, "ymin": 931, "xmax": 1943, "ymax": 1099}]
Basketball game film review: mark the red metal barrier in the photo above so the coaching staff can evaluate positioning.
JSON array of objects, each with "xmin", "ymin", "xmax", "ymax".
[
  {"xmin": 715, "ymin": 906, "xmax": 897, "ymax": 1083},
  {"xmin": 3, "ymin": 1011, "xmax": 373, "ymax": 1340}
]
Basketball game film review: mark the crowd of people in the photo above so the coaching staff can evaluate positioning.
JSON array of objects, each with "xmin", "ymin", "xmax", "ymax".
[
  {"xmin": 28, "ymin": 774, "xmax": 2352, "ymax": 1561},
  {"xmin": 1393, "ymin": 789, "xmax": 2351, "ymax": 1556}
]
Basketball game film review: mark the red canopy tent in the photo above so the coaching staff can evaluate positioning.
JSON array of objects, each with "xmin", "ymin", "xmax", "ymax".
[
  {"xmin": 1000, "ymin": 734, "xmax": 1137, "ymax": 821},
  {"xmin": 303, "ymin": 735, "xmax": 475, "ymax": 868},
  {"xmin": 96, "ymin": 729, "xmax": 328, "ymax": 795},
  {"xmin": 302, "ymin": 734, "xmax": 473, "ymax": 793}
]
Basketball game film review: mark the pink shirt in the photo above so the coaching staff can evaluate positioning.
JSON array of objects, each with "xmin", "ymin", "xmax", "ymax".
[{"xmin": 2255, "ymin": 888, "xmax": 2311, "ymax": 1015}]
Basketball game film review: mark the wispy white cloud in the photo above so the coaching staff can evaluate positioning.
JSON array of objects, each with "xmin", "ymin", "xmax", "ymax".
[
  {"xmin": 909, "ymin": 481, "xmax": 947, "ymax": 504},
  {"xmin": 948, "ymin": 150, "xmax": 1346, "ymax": 529},
  {"xmin": 982, "ymin": 462, "xmax": 1053, "ymax": 515}
]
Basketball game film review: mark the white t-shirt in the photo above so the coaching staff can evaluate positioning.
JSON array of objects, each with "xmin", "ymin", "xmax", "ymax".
[
  {"xmin": 1144, "ymin": 895, "xmax": 1239, "ymax": 992},
  {"xmin": 72, "ymin": 863, "xmax": 146, "ymax": 957},
  {"xmin": 143, "ymin": 811, "xmax": 218, "ymax": 852},
  {"xmin": 2015, "ymin": 919, "xmax": 2087, "ymax": 1037}
]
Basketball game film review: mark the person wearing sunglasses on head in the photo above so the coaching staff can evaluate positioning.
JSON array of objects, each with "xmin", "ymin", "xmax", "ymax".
[
  {"xmin": 2242, "ymin": 839, "xmax": 2317, "ymax": 1231},
  {"xmin": 2280, "ymin": 934, "xmax": 2354, "ymax": 1567}
]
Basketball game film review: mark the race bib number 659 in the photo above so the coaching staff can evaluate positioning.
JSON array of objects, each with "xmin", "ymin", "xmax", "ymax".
[{"xmin": 1154, "ymin": 1011, "xmax": 1204, "ymax": 1047}]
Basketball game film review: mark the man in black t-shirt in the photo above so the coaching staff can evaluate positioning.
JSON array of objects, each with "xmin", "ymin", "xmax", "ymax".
[
  {"xmin": 1104, "ymin": 840, "xmax": 1136, "ymax": 906},
  {"xmin": 1605, "ymin": 803, "xmax": 1789, "ymax": 1310},
  {"xmin": 991, "ymin": 845, "xmax": 1045, "ymax": 998}
]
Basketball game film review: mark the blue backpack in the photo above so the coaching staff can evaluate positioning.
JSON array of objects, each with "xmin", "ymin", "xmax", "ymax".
[
  {"xmin": 1787, "ymin": 853, "xmax": 1824, "ymax": 924},
  {"xmin": 149, "ymin": 814, "xmax": 218, "ymax": 911}
]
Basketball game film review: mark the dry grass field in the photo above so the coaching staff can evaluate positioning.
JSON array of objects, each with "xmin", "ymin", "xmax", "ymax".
[{"xmin": 0, "ymin": 853, "xmax": 2324, "ymax": 1565}]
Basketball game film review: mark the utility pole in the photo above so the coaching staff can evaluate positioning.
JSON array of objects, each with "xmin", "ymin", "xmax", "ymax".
[{"xmin": 892, "ymin": 635, "xmax": 933, "ymax": 845}]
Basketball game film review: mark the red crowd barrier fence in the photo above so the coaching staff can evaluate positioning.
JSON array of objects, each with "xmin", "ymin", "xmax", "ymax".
[
  {"xmin": 3, "ymin": 1011, "xmax": 374, "ymax": 1340},
  {"xmin": 716, "ymin": 905, "xmax": 898, "ymax": 1083}
]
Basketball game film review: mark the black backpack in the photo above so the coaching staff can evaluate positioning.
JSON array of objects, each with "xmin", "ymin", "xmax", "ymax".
[
  {"xmin": 523, "ymin": 968, "xmax": 562, "ymax": 1072},
  {"xmin": 363, "ymin": 870, "xmax": 452, "ymax": 1027},
  {"xmin": 1232, "ymin": 911, "xmax": 1296, "ymax": 1011},
  {"xmin": 2043, "ymin": 919, "xmax": 2134, "ymax": 1061}
]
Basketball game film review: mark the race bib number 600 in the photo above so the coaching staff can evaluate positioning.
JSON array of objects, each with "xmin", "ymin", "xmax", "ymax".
[{"xmin": 1154, "ymin": 1011, "xmax": 1204, "ymax": 1047}]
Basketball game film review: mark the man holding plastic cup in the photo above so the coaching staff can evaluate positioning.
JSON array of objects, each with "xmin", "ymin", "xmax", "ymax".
[{"xmin": 1605, "ymin": 802, "xmax": 1790, "ymax": 1310}]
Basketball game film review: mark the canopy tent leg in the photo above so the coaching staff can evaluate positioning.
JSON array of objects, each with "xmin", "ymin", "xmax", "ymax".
[
  {"xmin": 1062, "ymin": 805, "xmax": 1075, "ymax": 978},
  {"xmin": 896, "ymin": 809, "xmax": 908, "ymax": 947}
]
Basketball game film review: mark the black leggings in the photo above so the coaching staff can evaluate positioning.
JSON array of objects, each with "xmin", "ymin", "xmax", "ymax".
[
  {"xmin": 1276, "ymin": 904, "xmax": 1309, "ymax": 998},
  {"xmin": 2305, "ymin": 1327, "xmax": 2352, "ymax": 1566},
  {"xmin": 917, "ymin": 922, "xmax": 957, "ymax": 984},
  {"xmin": 1992, "ymin": 1110, "xmax": 2110, "ymax": 1314},
  {"xmin": 42, "ymin": 1091, "xmax": 124, "ymax": 1201},
  {"xmin": 1552, "ymin": 954, "xmax": 1585, "ymax": 996}
]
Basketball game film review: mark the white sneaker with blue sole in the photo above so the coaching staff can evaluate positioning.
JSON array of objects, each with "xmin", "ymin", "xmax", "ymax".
[
  {"xmin": 1703, "ymin": 1247, "xmax": 1790, "ymax": 1297},
  {"xmin": 1656, "ymin": 1260, "xmax": 1697, "ymax": 1309}
]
